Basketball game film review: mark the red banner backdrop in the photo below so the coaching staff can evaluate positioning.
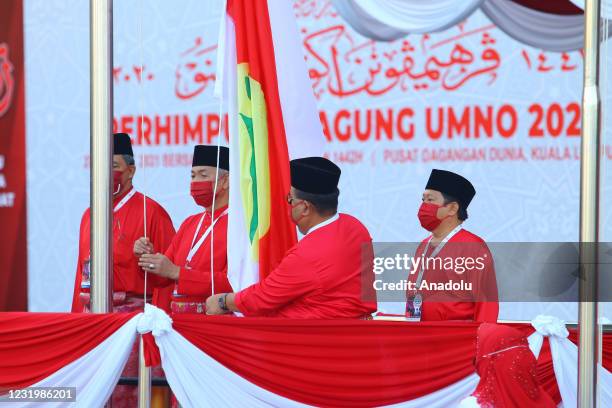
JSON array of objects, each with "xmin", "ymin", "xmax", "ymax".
[{"xmin": 0, "ymin": 0, "xmax": 27, "ymax": 311}]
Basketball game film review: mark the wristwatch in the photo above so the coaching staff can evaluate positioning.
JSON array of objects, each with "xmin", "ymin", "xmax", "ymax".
[{"xmin": 218, "ymin": 293, "xmax": 229, "ymax": 312}]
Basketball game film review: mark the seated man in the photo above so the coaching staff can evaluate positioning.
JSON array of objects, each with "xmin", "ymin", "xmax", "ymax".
[{"xmin": 206, "ymin": 157, "xmax": 377, "ymax": 318}]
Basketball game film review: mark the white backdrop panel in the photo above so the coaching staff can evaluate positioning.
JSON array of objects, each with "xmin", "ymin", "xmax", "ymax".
[{"xmin": 24, "ymin": 0, "xmax": 612, "ymax": 321}]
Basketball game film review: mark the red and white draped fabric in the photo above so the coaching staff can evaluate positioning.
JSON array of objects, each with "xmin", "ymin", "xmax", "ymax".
[
  {"xmin": 330, "ymin": 0, "xmax": 485, "ymax": 41},
  {"xmin": 480, "ymin": 0, "xmax": 584, "ymax": 52},
  {"xmin": 1, "ymin": 306, "xmax": 611, "ymax": 407},
  {"xmin": 0, "ymin": 312, "xmax": 138, "ymax": 407},
  {"xmin": 332, "ymin": 0, "xmax": 586, "ymax": 51}
]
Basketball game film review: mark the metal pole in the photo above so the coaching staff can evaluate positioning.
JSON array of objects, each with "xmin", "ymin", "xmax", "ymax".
[
  {"xmin": 579, "ymin": 0, "xmax": 601, "ymax": 406},
  {"xmin": 90, "ymin": 0, "xmax": 113, "ymax": 313},
  {"xmin": 138, "ymin": 336, "xmax": 152, "ymax": 408}
]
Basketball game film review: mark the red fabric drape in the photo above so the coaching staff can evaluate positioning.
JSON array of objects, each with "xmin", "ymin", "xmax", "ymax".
[
  {"xmin": 472, "ymin": 324, "xmax": 556, "ymax": 407},
  {"xmin": 0, "ymin": 0, "xmax": 27, "ymax": 312},
  {"xmin": 509, "ymin": 325, "xmax": 612, "ymax": 405},
  {"xmin": 173, "ymin": 315, "xmax": 480, "ymax": 407},
  {"xmin": 170, "ymin": 316, "xmax": 612, "ymax": 407},
  {"xmin": 0, "ymin": 312, "xmax": 136, "ymax": 389},
  {"xmin": 1, "ymin": 312, "xmax": 610, "ymax": 406},
  {"xmin": 510, "ymin": 0, "xmax": 584, "ymax": 15}
]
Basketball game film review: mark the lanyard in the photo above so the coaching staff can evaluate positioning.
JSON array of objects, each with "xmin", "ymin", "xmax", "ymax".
[
  {"xmin": 414, "ymin": 224, "xmax": 463, "ymax": 289},
  {"xmin": 186, "ymin": 208, "xmax": 229, "ymax": 264},
  {"xmin": 114, "ymin": 188, "xmax": 136, "ymax": 213}
]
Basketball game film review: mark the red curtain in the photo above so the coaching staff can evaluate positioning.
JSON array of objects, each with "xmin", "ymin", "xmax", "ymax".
[
  {"xmin": 511, "ymin": 0, "xmax": 584, "ymax": 15},
  {"xmin": 1, "ymin": 312, "xmax": 610, "ymax": 407},
  {"xmin": 173, "ymin": 315, "xmax": 480, "ymax": 407},
  {"xmin": 171, "ymin": 316, "xmax": 612, "ymax": 407},
  {"xmin": 0, "ymin": 0, "xmax": 27, "ymax": 312},
  {"xmin": 0, "ymin": 312, "xmax": 136, "ymax": 389}
]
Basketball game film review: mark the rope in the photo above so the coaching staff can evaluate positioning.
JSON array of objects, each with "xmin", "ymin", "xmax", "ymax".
[
  {"xmin": 137, "ymin": 0, "xmax": 148, "ymax": 304},
  {"xmin": 210, "ymin": 88, "xmax": 225, "ymax": 296}
]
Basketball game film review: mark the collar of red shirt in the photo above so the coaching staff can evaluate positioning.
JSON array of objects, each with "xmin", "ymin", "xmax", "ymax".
[
  {"xmin": 305, "ymin": 213, "xmax": 339, "ymax": 235},
  {"xmin": 206, "ymin": 204, "xmax": 229, "ymax": 219},
  {"xmin": 112, "ymin": 187, "xmax": 134, "ymax": 204}
]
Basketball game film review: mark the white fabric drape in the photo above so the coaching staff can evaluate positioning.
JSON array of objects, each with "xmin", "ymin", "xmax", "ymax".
[
  {"xmin": 331, "ymin": 0, "xmax": 484, "ymax": 41},
  {"xmin": 529, "ymin": 315, "xmax": 612, "ymax": 407},
  {"xmin": 0, "ymin": 315, "xmax": 140, "ymax": 408},
  {"xmin": 140, "ymin": 304, "xmax": 479, "ymax": 408},
  {"xmin": 332, "ymin": 0, "xmax": 585, "ymax": 52},
  {"xmin": 147, "ymin": 309, "xmax": 611, "ymax": 408},
  {"xmin": 267, "ymin": 0, "xmax": 326, "ymax": 160},
  {"xmin": 478, "ymin": 0, "xmax": 584, "ymax": 52},
  {"xmin": 139, "ymin": 305, "xmax": 308, "ymax": 408},
  {"xmin": 7, "ymin": 307, "xmax": 610, "ymax": 407}
]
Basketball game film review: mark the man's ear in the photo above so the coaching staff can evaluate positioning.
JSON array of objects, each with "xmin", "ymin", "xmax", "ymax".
[
  {"xmin": 303, "ymin": 201, "xmax": 314, "ymax": 216},
  {"xmin": 128, "ymin": 165, "xmax": 136, "ymax": 179},
  {"xmin": 447, "ymin": 201, "xmax": 459, "ymax": 217}
]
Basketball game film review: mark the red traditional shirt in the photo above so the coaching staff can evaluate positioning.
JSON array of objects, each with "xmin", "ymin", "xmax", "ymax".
[
  {"xmin": 164, "ymin": 205, "xmax": 232, "ymax": 307},
  {"xmin": 236, "ymin": 213, "xmax": 378, "ymax": 319},
  {"xmin": 71, "ymin": 189, "xmax": 176, "ymax": 312},
  {"xmin": 407, "ymin": 228, "xmax": 499, "ymax": 322}
]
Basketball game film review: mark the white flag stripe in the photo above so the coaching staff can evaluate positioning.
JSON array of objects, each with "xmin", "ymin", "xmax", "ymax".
[
  {"xmin": 221, "ymin": 2, "xmax": 326, "ymax": 293},
  {"xmin": 222, "ymin": 14, "xmax": 260, "ymax": 292},
  {"xmin": 267, "ymin": 0, "xmax": 326, "ymax": 160}
]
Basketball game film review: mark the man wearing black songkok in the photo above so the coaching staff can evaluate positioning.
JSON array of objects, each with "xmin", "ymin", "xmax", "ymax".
[
  {"xmin": 407, "ymin": 169, "xmax": 498, "ymax": 322},
  {"xmin": 72, "ymin": 133, "xmax": 175, "ymax": 313},
  {"xmin": 136, "ymin": 145, "xmax": 233, "ymax": 314},
  {"xmin": 206, "ymin": 156, "xmax": 377, "ymax": 318}
]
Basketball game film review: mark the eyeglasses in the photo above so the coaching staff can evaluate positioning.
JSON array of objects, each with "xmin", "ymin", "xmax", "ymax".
[{"xmin": 286, "ymin": 194, "xmax": 304, "ymax": 206}]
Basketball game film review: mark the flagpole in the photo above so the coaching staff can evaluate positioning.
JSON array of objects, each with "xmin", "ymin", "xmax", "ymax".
[
  {"xmin": 89, "ymin": 0, "xmax": 113, "ymax": 313},
  {"xmin": 579, "ymin": 0, "xmax": 601, "ymax": 406},
  {"xmin": 138, "ymin": 336, "xmax": 151, "ymax": 408}
]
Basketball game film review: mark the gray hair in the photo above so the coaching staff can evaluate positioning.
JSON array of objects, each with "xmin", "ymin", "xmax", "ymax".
[{"xmin": 122, "ymin": 154, "xmax": 135, "ymax": 166}]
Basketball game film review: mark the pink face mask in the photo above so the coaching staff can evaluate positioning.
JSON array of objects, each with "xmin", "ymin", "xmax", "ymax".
[
  {"xmin": 112, "ymin": 170, "xmax": 123, "ymax": 195},
  {"xmin": 289, "ymin": 201, "xmax": 307, "ymax": 226},
  {"xmin": 190, "ymin": 180, "xmax": 217, "ymax": 208},
  {"xmin": 417, "ymin": 202, "xmax": 444, "ymax": 231}
]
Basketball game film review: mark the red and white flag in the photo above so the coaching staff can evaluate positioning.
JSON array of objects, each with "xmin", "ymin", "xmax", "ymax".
[{"xmin": 215, "ymin": 0, "xmax": 326, "ymax": 291}]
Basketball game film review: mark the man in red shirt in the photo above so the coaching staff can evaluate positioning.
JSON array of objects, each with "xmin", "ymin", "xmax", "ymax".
[
  {"xmin": 71, "ymin": 133, "xmax": 175, "ymax": 313},
  {"xmin": 135, "ymin": 145, "xmax": 232, "ymax": 314},
  {"xmin": 407, "ymin": 169, "xmax": 498, "ymax": 322},
  {"xmin": 72, "ymin": 133, "xmax": 175, "ymax": 407},
  {"xmin": 205, "ymin": 157, "xmax": 377, "ymax": 319}
]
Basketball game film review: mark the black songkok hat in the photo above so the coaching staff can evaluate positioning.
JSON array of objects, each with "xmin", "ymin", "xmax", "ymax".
[
  {"xmin": 425, "ymin": 169, "xmax": 476, "ymax": 208},
  {"xmin": 290, "ymin": 157, "xmax": 341, "ymax": 194},
  {"xmin": 192, "ymin": 145, "xmax": 230, "ymax": 170},
  {"xmin": 114, "ymin": 133, "xmax": 134, "ymax": 156}
]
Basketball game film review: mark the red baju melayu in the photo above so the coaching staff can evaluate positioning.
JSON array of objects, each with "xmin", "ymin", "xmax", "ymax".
[
  {"xmin": 71, "ymin": 188, "xmax": 175, "ymax": 407},
  {"xmin": 236, "ymin": 213, "xmax": 377, "ymax": 319},
  {"xmin": 408, "ymin": 228, "xmax": 498, "ymax": 322},
  {"xmin": 71, "ymin": 188, "xmax": 176, "ymax": 312},
  {"xmin": 165, "ymin": 205, "xmax": 232, "ymax": 314}
]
